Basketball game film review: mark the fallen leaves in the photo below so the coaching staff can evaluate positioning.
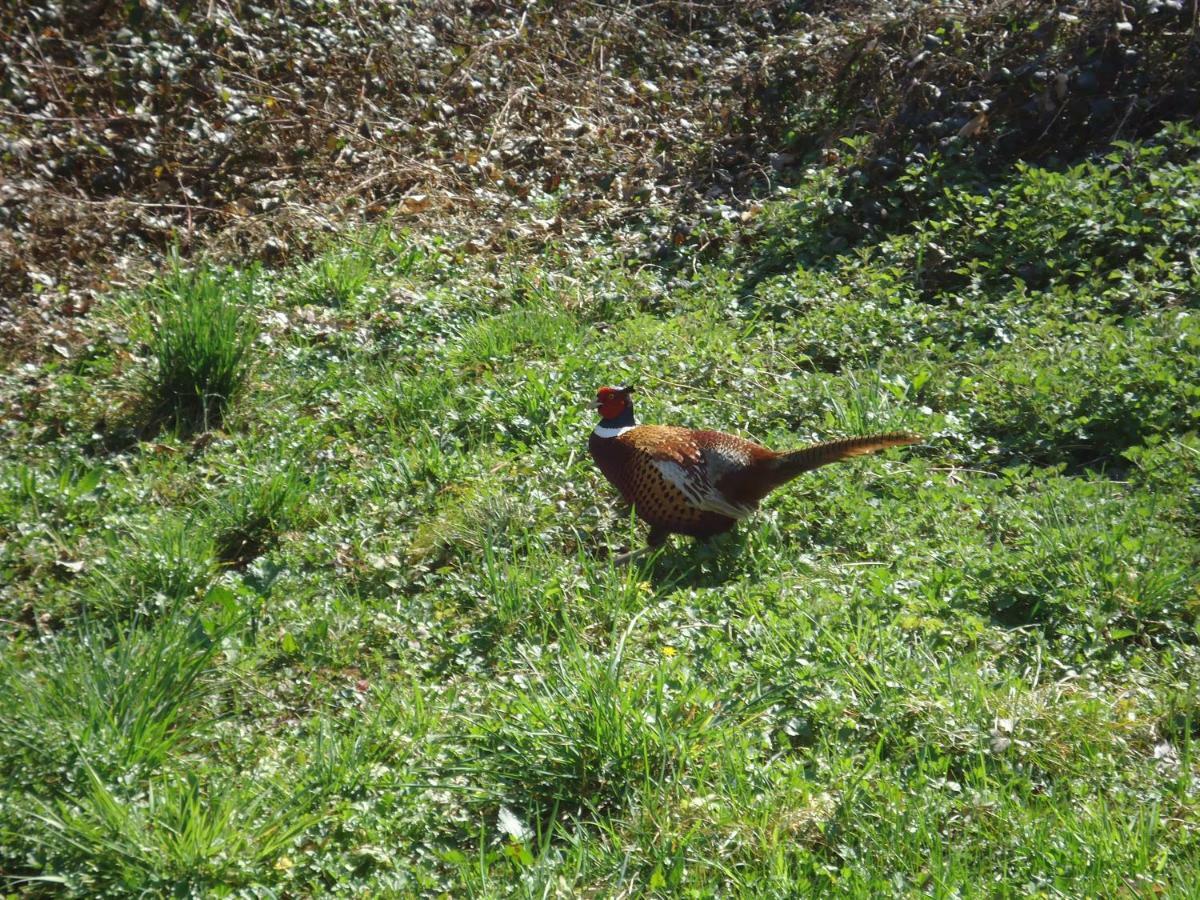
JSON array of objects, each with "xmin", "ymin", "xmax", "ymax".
[
  {"xmin": 3, "ymin": 0, "xmax": 1197, "ymax": 368},
  {"xmin": 398, "ymin": 194, "xmax": 434, "ymax": 215}
]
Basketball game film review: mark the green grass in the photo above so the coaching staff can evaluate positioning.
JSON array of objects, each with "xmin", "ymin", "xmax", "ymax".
[
  {"xmin": 144, "ymin": 261, "xmax": 258, "ymax": 434},
  {"xmin": 0, "ymin": 604, "xmax": 231, "ymax": 789},
  {"xmin": 210, "ymin": 463, "xmax": 313, "ymax": 567},
  {"xmin": 1, "ymin": 126, "xmax": 1199, "ymax": 895},
  {"xmin": 300, "ymin": 247, "xmax": 376, "ymax": 308},
  {"xmin": 83, "ymin": 516, "xmax": 218, "ymax": 618}
]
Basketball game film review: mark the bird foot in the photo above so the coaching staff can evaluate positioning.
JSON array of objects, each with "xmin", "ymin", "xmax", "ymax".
[
  {"xmin": 611, "ymin": 546, "xmax": 653, "ymax": 567},
  {"xmin": 610, "ymin": 526, "xmax": 670, "ymax": 566}
]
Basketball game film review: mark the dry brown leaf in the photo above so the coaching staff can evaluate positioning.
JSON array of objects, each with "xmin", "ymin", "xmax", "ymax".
[
  {"xmin": 398, "ymin": 194, "xmax": 433, "ymax": 215},
  {"xmin": 958, "ymin": 112, "xmax": 988, "ymax": 139}
]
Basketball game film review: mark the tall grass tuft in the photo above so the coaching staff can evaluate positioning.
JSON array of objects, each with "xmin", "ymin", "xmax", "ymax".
[
  {"xmin": 468, "ymin": 620, "xmax": 722, "ymax": 822},
  {"xmin": 451, "ymin": 306, "xmax": 578, "ymax": 371},
  {"xmin": 146, "ymin": 262, "xmax": 257, "ymax": 433},
  {"xmin": 0, "ymin": 604, "xmax": 231, "ymax": 788},
  {"xmin": 300, "ymin": 246, "xmax": 374, "ymax": 307},
  {"xmin": 23, "ymin": 765, "xmax": 319, "ymax": 894},
  {"xmin": 212, "ymin": 465, "xmax": 311, "ymax": 566},
  {"xmin": 85, "ymin": 516, "xmax": 219, "ymax": 618}
]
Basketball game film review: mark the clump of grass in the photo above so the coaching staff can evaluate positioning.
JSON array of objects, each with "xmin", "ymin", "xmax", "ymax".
[
  {"xmin": 23, "ymin": 765, "xmax": 318, "ymax": 895},
  {"xmin": 146, "ymin": 262, "xmax": 258, "ymax": 434},
  {"xmin": 408, "ymin": 475, "xmax": 550, "ymax": 567},
  {"xmin": 87, "ymin": 516, "xmax": 218, "ymax": 617},
  {"xmin": 469, "ymin": 623, "xmax": 720, "ymax": 823},
  {"xmin": 0, "ymin": 607, "xmax": 228, "ymax": 789},
  {"xmin": 818, "ymin": 369, "xmax": 927, "ymax": 436},
  {"xmin": 300, "ymin": 247, "xmax": 375, "ymax": 307},
  {"xmin": 212, "ymin": 466, "xmax": 311, "ymax": 566},
  {"xmin": 294, "ymin": 224, "xmax": 436, "ymax": 308},
  {"xmin": 369, "ymin": 368, "xmax": 465, "ymax": 432},
  {"xmin": 451, "ymin": 306, "xmax": 578, "ymax": 372}
]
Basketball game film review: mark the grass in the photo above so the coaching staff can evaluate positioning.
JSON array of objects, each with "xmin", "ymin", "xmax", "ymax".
[
  {"xmin": 1, "ymin": 125, "xmax": 1198, "ymax": 895},
  {"xmin": 84, "ymin": 516, "xmax": 218, "ymax": 617},
  {"xmin": 145, "ymin": 262, "xmax": 258, "ymax": 434},
  {"xmin": 0, "ymin": 604, "xmax": 230, "ymax": 789},
  {"xmin": 23, "ymin": 767, "xmax": 318, "ymax": 894},
  {"xmin": 210, "ymin": 463, "xmax": 313, "ymax": 567}
]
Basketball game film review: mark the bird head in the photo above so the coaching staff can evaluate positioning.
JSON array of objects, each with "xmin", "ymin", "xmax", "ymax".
[{"xmin": 594, "ymin": 385, "xmax": 634, "ymax": 421}]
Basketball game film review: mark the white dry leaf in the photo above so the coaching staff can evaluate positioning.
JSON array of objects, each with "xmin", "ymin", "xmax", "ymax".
[
  {"xmin": 1153, "ymin": 741, "xmax": 1180, "ymax": 774},
  {"xmin": 497, "ymin": 806, "xmax": 528, "ymax": 842}
]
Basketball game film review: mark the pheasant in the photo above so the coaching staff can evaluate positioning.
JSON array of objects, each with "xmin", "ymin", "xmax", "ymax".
[{"xmin": 588, "ymin": 385, "xmax": 919, "ymax": 557}]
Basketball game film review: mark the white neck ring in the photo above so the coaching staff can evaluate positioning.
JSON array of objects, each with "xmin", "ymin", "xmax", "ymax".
[{"xmin": 593, "ymin": 424, "xmax": 635, "ymax": 439}]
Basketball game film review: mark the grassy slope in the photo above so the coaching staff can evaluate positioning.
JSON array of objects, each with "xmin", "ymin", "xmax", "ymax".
[{"xmin": 2, "ymin": 126, "xmax": 1199, "ymax": 896}]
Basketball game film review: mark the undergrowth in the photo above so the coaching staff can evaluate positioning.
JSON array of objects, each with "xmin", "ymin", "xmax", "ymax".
[{"xmin": 1, "ymin": 124, "xmax": 1198, "ymax": 895}]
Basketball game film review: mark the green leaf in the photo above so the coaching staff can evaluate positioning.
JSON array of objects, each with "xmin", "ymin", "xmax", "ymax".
[
  {"xmin": 74, "ymin": 467, "xmax": 103, "ymax": 496},
  {"xmin": 649, "ymin": 864, "xmax": 666, "ymax": 890}
]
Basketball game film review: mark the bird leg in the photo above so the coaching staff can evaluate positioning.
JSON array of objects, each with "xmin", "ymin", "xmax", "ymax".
[
  {"xmin": 612, "ymin": 525, "xmax": 669, "ymax": 567},
  {"xmin": 612, "ymin": 546, "xmax": 652, "ymax": 567}
]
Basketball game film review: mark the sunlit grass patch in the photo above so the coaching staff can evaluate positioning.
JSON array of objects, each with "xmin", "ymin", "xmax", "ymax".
[
  {"xmin": 0, "ymin": 459, "xmax": 106, "ymax": 573},
  {"xmin": 966, "ymin": 479, "xmax": 1199, "ymax": 638},
  {"xmin": 291, "ymin": 225, "xmax": 436, "ymax": 310},
  {"xmin": 814, "ymin": 368, "xmax": 931, "ymax": 437},
  {"xmin": 960, "ymin": 314, "xmax": 1200, "ymax": 467},
  {"xmin": 451, "ymin": 306, "xmax": 580, "ymax": 372},
  {"xmin": 466, "ymin": 629, "xmax": 723, "ymax": 823},
  {"xmin": 408, "ymin": 478, "xmax": 532, "ymax": 568},
  {"xmin": 144, "ymin": 262, "xmax": 258, "ymax": 435},
  {"xmin": 299, "ymin": 246, "xmax": 376, "ymax": 308},
  {"xmin": 0, "ymin": 606, "xmax": 231, "ymax": 788},
  {"xmin": 24, "ymin": 765, "xmax": 319, "ymax": 895},
  {"xmin": 84, "ymin": 516, "xmax": 217, "ymax": 617}
]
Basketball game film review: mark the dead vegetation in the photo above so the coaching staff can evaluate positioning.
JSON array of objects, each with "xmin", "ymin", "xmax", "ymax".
[{"xmin": 2, "ymin": 0, "xmax": 1196, "ymax": 359}]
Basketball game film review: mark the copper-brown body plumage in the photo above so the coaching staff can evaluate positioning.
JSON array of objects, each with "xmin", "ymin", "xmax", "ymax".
[{"xmin": 588, "ymin": 386, "xmax": 920, "ymax": 549}]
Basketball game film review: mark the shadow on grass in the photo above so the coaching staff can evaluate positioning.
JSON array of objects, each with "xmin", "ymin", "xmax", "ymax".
[{"xmin": 623, "ymin": 529, "xmax": 753, "ymax": 591}]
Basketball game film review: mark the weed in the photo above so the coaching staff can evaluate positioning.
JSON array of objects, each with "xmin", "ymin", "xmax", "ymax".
[
  {"xmin": 451, "ymin": 306, "xmax": 579, "ymax": 372},
  {"xmin": 24, "ymin": 766, "xmax": 319, "ymax": 895}
]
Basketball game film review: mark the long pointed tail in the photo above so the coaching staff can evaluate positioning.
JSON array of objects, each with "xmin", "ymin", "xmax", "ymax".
[{"xmin": 771, "ymin": 431, "xmax": 921, "ymax": 481}]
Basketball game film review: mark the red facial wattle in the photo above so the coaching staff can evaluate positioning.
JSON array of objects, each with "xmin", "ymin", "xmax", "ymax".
[{"xmin": 596, "ymin": 396, "xmax": 622, "ymax": 419}]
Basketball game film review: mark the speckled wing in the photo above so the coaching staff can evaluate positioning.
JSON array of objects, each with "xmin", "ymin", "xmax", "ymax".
[{"xmin": 620, "ymin": 426, "xmax": 762, "ymax": 520}]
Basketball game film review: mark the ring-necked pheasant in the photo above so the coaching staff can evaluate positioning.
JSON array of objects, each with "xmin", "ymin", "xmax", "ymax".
[{"xmin": 588, "ymin": 385, "xmax": 919, "ymax": 557}]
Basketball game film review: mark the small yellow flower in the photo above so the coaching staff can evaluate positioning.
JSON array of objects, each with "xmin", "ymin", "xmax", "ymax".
[
  {"xmin": 661, "ymin": 645, "xmax": 677, "ymax": 658},
  {"xmin": 273, "ymin": 856, "xmax": 294, "ymax": 871}
]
